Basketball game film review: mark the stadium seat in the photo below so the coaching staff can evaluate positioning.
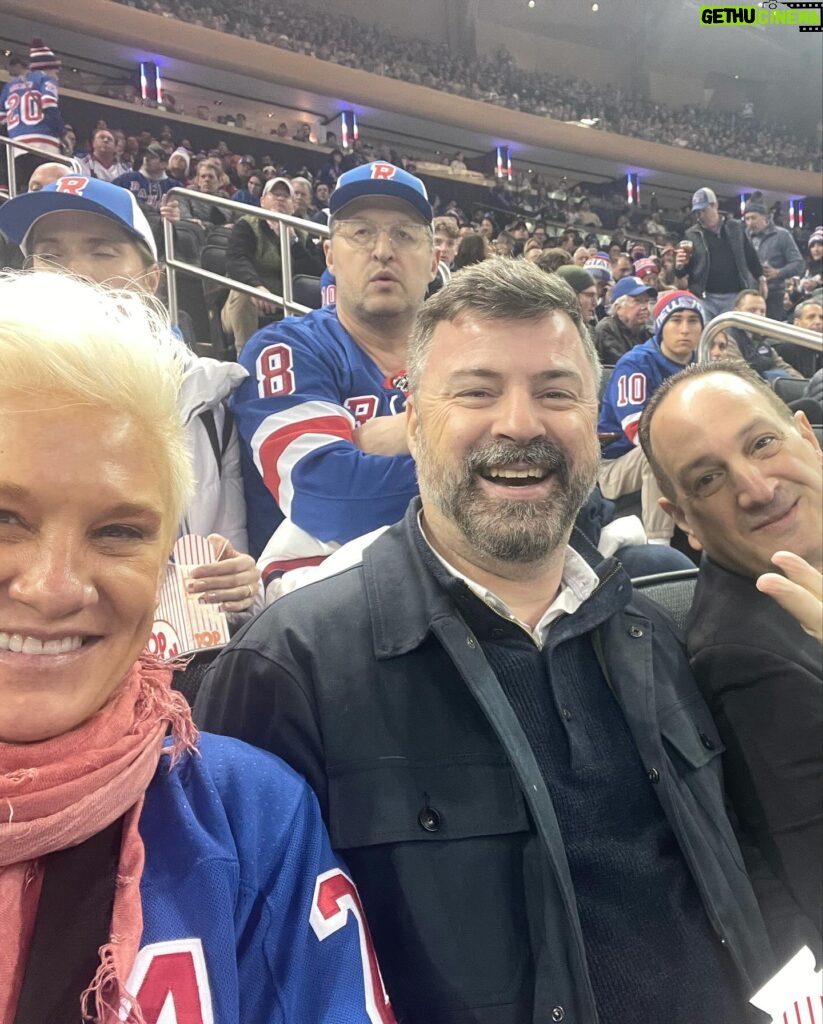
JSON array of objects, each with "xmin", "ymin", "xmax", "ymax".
[
  {"xmin": 631, "ymin": 568, "xmax": 699, "ymax": 632},
  {"xmin": 292, "ymin": 274, "xmax": 322, "ymax": 310},
  {"xmin": 772, "ymin": 377, "xmax": 810, "ymax": 406}
]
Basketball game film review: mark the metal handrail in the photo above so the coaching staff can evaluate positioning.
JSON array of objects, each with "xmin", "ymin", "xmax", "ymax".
[
  {"xmin": 1, "ymin": 137, "xmax": 80, "ymax": 198},
  {"xmin": 161, "ymin": 186, "xmax": 329, "ymax": 325},
  {"xmin": 698, "ymin": 311, "xmax": 822, "ymax": 363}
]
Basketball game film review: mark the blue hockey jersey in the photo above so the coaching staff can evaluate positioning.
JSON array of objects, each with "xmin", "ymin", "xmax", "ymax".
[
  {"xmin": 0, "ymin": 71, "xmax": 62, "ymax": 152},
  {"xmin": 598, "ymin": 337, "xmax": 691, "ymax": 459},
  {"xmin": 232, "ymin": 307, "xmax": 418, "ymax": 570},
  {"xmin": 125, "ymin": 732, "xmax": 395, "ymax": 1023},
  {"xmin": 113, "ymin": 171, "xmax": 182, "ymax": 208}
]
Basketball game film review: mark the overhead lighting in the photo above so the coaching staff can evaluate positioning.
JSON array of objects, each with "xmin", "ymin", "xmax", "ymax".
[
  {"xmin": 528, "ymin": 1, "xmax": 535, "ymax": 8},
  {"xmin": 592, "ymin": 2, "xmax": 599, "ymax": 10}
]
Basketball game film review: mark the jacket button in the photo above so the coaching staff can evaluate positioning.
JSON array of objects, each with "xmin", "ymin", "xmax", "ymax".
[
  {"xmin": 418, "ymin": 807, "xmax": 441, "ymax": 832},
  {"xmin": 699, "ymin": 732, "xmax": 715, "ymax": 750},
  {"xmin": 561, "ymin": 707, "xmax": 573, "ymax": 721},
  {"xmin": 647, "ymin": 767, "xmax": 660, "ymax": 784},
  {"xmin": 466, "ymin": 635, "xmax": 477, "ymax": 649},
  {"xmin": 628, "ymin": 625, "xmax": 644, "ymax": 638},
  {"xmin": 551, "ymin": 1008, "xmax": 565, "ymax": 1022}
]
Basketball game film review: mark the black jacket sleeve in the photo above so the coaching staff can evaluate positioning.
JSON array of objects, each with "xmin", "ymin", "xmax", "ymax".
[{"xmin": 224, "ymin": 218, "xmax": 263, "ymax": 288}]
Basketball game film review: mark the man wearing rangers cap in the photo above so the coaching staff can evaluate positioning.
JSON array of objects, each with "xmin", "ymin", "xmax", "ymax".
[{"xmin": 233, "ymin": 161, "xmax": 438, "ymax": 595}]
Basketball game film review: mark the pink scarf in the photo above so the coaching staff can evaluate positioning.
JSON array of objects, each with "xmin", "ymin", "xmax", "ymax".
[{"xmin": 0, "ymin": 657, "xmax": 197, "ymax": 1022}]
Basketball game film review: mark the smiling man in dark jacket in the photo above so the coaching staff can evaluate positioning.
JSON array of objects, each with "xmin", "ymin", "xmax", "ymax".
[{"xmin": 195, "ymin": 261, "xmax": 775, "ymax": 1024}]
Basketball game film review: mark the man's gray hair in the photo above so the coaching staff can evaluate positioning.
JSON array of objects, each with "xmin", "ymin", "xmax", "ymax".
[
  {"xmin": 408, "ymin": 257, "xmax": 602, "ymax": 392},
  {"xmin": 795, "ymin": 298, "xmax": 823, "ymax": 321}
]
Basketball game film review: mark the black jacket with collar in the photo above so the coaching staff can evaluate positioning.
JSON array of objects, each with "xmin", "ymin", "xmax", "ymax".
[
  {"xmin": 685, "ymin": 216, "xmax": 762, "ymax": 296},
  {"xmin": 194, "ymin": 501, "xmax": 774, "ymax": 1023}
]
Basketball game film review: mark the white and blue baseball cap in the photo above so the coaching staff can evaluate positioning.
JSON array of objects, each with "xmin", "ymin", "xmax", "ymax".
[
  {"xmin": 610, "ymin": 275, "xmax": 657, "ymax": 303},
  {"xmin": 329, "ymin": 162, "xmax": 432, "ymax": 223},
  {"xmin": 0, "ymin": 175, "xmax": 158, "ymax": 260}
]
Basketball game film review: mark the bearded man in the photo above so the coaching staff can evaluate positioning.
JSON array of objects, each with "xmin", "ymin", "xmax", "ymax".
[{"xmin": 195, "ymin": 259, "xmax": 774, "ymax": 1024}]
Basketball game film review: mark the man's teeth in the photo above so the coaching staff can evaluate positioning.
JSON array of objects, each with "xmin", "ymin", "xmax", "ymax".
[
  {"xmin": 0, "ymin": 633, "xmax": 84, "ymax": 655},
  {"xmin": 485, "ymin": 467, "xmax": 547, "ymax": 479}
]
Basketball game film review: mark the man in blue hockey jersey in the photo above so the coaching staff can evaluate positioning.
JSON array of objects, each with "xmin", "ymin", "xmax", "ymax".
[
  {"xmin": 0, "ymin": 40, "xmax": 63, "ymax": 189},
  {"xmin": 598, "ymin": 290, "xmax": 704, "ymax": 545},
  {"xmin": 235, "ymin": 161, "xmax": 438, "ymax": 590}
]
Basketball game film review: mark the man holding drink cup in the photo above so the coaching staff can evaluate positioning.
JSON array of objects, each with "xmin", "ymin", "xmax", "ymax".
[{"xmin": 675, "ymin": 187, "xmax": 764, "ymax": 321}]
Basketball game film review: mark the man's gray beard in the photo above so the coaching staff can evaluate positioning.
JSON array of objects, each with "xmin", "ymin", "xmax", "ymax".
[{"xmin": 415, "ymin": 432, "xmax": 599, "ymax": 564}]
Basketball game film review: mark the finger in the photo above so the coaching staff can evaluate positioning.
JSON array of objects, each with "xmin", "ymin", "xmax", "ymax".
[
  {"xmin": 197, "ymin": 583, "xmax": 255, "ymax": 605},
  {"xmin": 756, "ymin": 573, "xmax": 823, "ymax": 643},
  {"xmin": 769, "ymin": 550, "xmax": 823, "ymax": 596},
  {"xmin": 188, "ymin": 557, "xmax": 253, "ymax": 580}
]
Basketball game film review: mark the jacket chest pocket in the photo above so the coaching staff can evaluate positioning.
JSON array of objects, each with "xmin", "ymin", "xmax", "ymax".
[
  {"xmin": 659, "ymin": 699, "xmax": 725, "ymax": 772},
  {"xmin": 328, "ymin": 754, "xmax": 530, "ymax": 848}
]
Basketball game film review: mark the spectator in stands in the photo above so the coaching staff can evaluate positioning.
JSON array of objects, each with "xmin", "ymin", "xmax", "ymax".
[
  {"xmin": 195, "ymin": 258, "xmax": 775, "ymax": 1024},
  {"xmin": 794, "ymin": 298, "xmax": 823, "ymax": 335},
  {"xmin": 658, "ymin": 243, "xmax": 680, "ymax": 288},
  {"xmin": 0, "ymin": 270, "xmax": 386, "ymax": 1023},
  {"xmin": 574, "ymin": 197, "xmax": 602, "ymax": 228},
  {"xmin": 572, "ymin": 245, "xmax": 589, "ymax": 266},
  {"xmin": 676, "ymin": 188, "xmax": 763, "ymax": 321},
  {"xmin": 633, "ymin": 256, "xmax": 661, "ymax": 291},
  {"xmin": 744, "ymin": 199, "xmax": 805, "ymax": 321},
  {"xmin": 535, "ymin": 247, "xmax": 573, "ymax": 274},
  {"xmin": 231, "ymin": 162, "xmax": 437, "ymax": 584},
  {"xmin": 221, "ymin": 176, "xmax": 323, "ymax": 354},
  {"xmin": 593, "ymin": 275, "xmax": 655, "ymax": 365},
  {"xmin": 433, "ymin": 215, "xmax": 459, "ymax": 269},
  {"xmin": 0, "ymin": 41, "xmax": 64, "ymax": 188},
  {"xmin": 316, "ymin": 149, "xmax": 344, "ymax": 187},
  {"xmin": 79, "ymin": 127, "xmax": 129, "ymax": 183},
  {"xmin": 523, "ymin": 238, "xmax": 544, "ymax": 262},
  {"xmin": 611, "ymin": 253, "xmax": 633, "ymax": 281},
  {"xmin": 290, "ymin": 176, "xmax": 314, "ymax": 220},
  {"xmin": 708, "ymin": 329, "xmax": 734, "ymax": 361},
  {"xmin": 453, "ymin": 232, "xmax": 491, "ymax": 269},
  {"xmin": 478, "ymin": 215, "xmax": 496, "ymax": 240},
  {"xmin": 725, "ymin": 290, "xmax": 803, "ymax": 381},
  {"xmin": 168, "ymin": 146, "xmax": 191, "ymax": 183},
  {"xmin": 598, "ymin": 291, "xmax": 704, "ymax": 545},
  {"xmin": 177, "ymin": 158, "xmax": 236, "ymax": 228},
  {"xmin": 113, "ymin": 142, "xmax": 181, "ymax": 209},
  {"xmin": 639, "ymin": 361, "xmax": 823, "ymax": 951},
  {"xmin": 60, "ymin": 124, "xmax": 76, "ymax": 157},
  {"xmin": 0, "ymin": 176, "xmax": 261, "ymax": 620},
  {"xmin": 554, "ymin": 264, "xmax": 598, "ymax": 326},
  {"xmin": 231, "ymin": 172, "xmax": 262, "ymax": 207},
  {"xmin": 26, "ymin": 162, "xmax": 69, "ymax": 192},
  {"xmin": 799, "ymin": 227, "xmax": 823, "ymax": 298},
  {"xmin": 493, "ymin": 230, "xmax": 515, "ymax": 257}
]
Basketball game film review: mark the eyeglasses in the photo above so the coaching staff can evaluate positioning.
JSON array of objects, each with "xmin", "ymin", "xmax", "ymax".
[{"xmin": 333, "ymin": 219, "xmax": 432, "ymax": 251}]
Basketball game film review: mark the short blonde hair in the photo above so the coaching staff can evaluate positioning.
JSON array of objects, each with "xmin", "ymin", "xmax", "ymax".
[{"xmin": 0, "ymin": 271, "xmax": 194, "ymax": 538}]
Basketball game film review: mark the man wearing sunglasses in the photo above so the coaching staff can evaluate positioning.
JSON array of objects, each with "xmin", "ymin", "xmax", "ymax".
[{"xmin": 234, "ymin": 162, "xmax": 438, "ymax": 594}]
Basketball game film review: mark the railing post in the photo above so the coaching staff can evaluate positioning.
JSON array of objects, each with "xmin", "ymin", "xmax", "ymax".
[{"xmin": 163, "ymin": 214, "xmax": 179, "ymax": 326}]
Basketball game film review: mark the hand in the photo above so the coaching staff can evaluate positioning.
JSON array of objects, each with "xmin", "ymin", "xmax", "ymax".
[
  {"xmin": 185, "ymin": 533, "xmax": 261, "ymax": 613},
  {"xmin": 674, "ymin": 248, "xmax": 689, "ymax": 271},
  {"xmin": 352, "ymin": 414, "xmax": 410, "ymax": 456},
  {"xmin": 160, "ymin": 197, "xmax": 180, "ymax": 223},
  {"xmin": 756, "ymin": 551, "xmax": 822, "ymax": 644},
  {"xmin": 761, "ymin": 265, "xmax": 780, "ymax": 281},
  {"xmin": 251, "ymin": 291, "xmax": 278, "ymax": 315}
]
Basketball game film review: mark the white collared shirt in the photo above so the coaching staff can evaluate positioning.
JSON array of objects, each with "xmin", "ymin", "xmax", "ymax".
[{"xmin": 418, "ymin": 513, "xmax": 599, "ymax": 648}]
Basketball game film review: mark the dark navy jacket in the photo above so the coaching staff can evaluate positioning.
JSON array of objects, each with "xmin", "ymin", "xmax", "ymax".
[{"xmin": 195, "ymin": 502, "xmax": 775, "ymax": 1023}]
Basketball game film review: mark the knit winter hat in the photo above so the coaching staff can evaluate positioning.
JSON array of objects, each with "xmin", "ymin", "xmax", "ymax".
[
  {"xmin": 584, "ymin": 251, "xmax": 611, "ymax": 282},
  {"xmin": 169, "ymin": 147, "xmax": 191, "ymax": 174},
  {"xmin": 634, "ymin": 257, "xmax": 659, "ymax": 279},
  {"xmin": 29, "ymin": 39, "xmax": 61, "ymax": 72},
  {"xmin": 555, "ymin": 265, "xmax": 596, "ymax": 294},
  {"xmin": 744, "ymin": 199, "xmax": 768, "ymax": 216},
  {"xmin": 653, "ymin": 290, "xmax": 704, "ymax": 336},
  {"xmin": 808, "ymin": 227, "xmax": 823, "ymax": 249}
]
